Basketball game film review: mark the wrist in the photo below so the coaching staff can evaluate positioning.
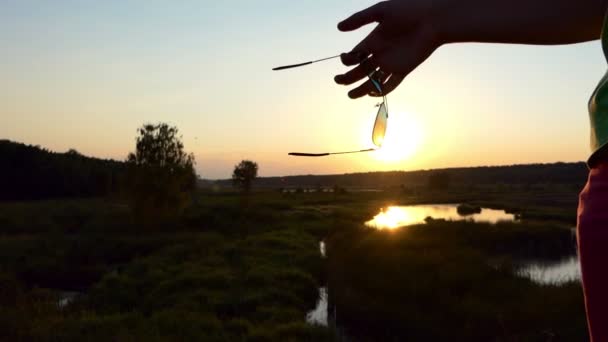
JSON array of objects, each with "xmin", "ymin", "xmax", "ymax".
[
  {"xmin": 423, "ymin": 0, "xmax": 449, "ymax": 47},
  {"xmin": 426, "ymin": 0, "xmax": 480, "ymax": 44}
]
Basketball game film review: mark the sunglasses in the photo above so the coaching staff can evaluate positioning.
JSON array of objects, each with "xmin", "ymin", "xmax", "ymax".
[{"xmin": 273, "ymin": 54, "xmax": 388, "ymax": 157}]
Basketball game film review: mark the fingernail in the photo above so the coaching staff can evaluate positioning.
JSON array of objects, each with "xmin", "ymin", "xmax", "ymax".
[
  {"xmin": 348, "ymin": 90, "xmax": 357, "ymax": 99},
  {"xmin": 334, "ymin": 75, "xmax": 344, "ymax": 83}
]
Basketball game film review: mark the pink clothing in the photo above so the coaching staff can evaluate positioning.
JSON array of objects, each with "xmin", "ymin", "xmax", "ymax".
[{"xmin": 578, "ymin": 162, "xmax": 608, "ymax": 341}]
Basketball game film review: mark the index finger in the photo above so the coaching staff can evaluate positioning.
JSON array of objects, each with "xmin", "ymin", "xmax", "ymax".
[{"xmin": 337, "ymin": 1, "xmax": 387, "ymax": 32}]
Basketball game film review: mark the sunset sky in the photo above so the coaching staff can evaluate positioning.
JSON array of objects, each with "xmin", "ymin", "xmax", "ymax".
[{"xmin": 1, "ymin": 1, "xmax": 605, "ymax": 178}]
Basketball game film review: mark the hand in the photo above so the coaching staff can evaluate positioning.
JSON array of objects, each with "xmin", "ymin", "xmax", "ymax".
[{"xmin": 334, "ymin": 0, "xmax": 442, "ymax": 98}]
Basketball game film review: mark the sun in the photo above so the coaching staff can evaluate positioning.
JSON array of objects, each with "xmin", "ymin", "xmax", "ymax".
[{"xmin": 373, "ymin": 111, "xmax": 423, "ymax": 162}]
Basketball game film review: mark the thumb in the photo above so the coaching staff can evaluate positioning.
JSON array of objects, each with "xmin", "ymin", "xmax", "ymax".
[{"xmin": 338, "ymin": 2, "xmax": 387, "ymax": 31}]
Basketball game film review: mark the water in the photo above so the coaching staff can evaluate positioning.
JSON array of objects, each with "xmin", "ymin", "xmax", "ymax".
[
  {"xmin": 306, "ymin": 287, "xmax": 328, "ymax": 326},
  {"xmin": 365, "ymin": 205, "xmax": 579, "ymax": 285},
  {"xmin": 307, "ymin": 241, "xmax": 328, "ymax": 326},
  {"xmin": 517, "ymin": 255, "xmax": 581, "ymax": 285},
  {"xmin": 57, "ymin": 291, "xmax": 80, "ymax": 309},
  {"xmin": 319, "ymin": 240, "xmax": 326, "ymax": 258},
  {"xmin": 366, "ymin": 204, "xmax": 516, "ymax": 229},
  {"xmin": 518, "ymin": 228, "xmax": 581, "ymax": 285},
  {"xmin": 308, "ymin": 222, "xmax": 578, "ymax": 332}
]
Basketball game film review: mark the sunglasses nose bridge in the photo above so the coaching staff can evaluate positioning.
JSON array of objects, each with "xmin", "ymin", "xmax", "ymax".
[
  {"xmin": 357, "ymin": 57, "xmax": 384, "ymax": 95},
  {"xmin": 369, "ymin": 70, "xmax": 386, "ymax": 96}
]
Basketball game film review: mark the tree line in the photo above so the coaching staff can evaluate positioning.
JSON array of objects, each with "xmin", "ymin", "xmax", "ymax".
[
  {"xmin": 1, "ymin": 125, "xmax": 259, "ymax": 226},
  {"xmin": 0, "ymin": 140, "xmax": 126, "ymax": 201},
  {"xmin": 212, "ymin": 162, "xmax": 588, "ymax": 189}
]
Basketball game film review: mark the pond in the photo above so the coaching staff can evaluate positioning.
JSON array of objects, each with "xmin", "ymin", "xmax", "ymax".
[
  {"xmin": 517, "ymin": 255, "xmax": 581, "ymax": 285},
  {"xmin": 319, "ymin": 240, "xmax": 326, "ymax": 258},
  {"xmin": 365, "ymin": 204, "xmax": 517, "ymax": 229},
  {"xmin": 306, "ymin": 255, "xmax": 582, "ymax": 328},
  {"xmin": 57, "ymin": 291, "xmax": 80, "ymax": 309},
  {"xmin": 306, "ymin": 287, "xmax": 328, "ymax": 326},
  {"xmin": 309, "ymin": 218, "xmax": 580, "ymax": 332},
  {"xmin": 364, "ymin": 206, "xmax": 580, "ymax": 285},
  {"xmin": 307, "ymin": 241, "xmax": 328, "ymax": 326}
]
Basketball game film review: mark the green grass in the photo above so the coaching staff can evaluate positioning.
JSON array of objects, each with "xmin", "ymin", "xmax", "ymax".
[
  {"xmin": 0, "ymin": 184, "xmax": 587, "ymax": 341},
  {"xmin": 0, "ymin": 193, "xmax": 337, "ymax": 341}
]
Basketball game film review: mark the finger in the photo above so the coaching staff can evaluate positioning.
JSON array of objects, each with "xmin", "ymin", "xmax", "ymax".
[
  {"xmin": 341, "ymin": 27, "xmax": 387, "ymax": 66},
  {"xmin": 348, "ymin": 80, "xmax": 378, "ymax": 99},
  {"xmin": 334, "ymin": 57, "xmax": 379, "ymax": 85},
  {"xmin": 347, "ymin": 72, "xmax": 391, "ymax": 99},
  {"xmin": 340, "ymin": 51, "xmax": 369, "ymax": 66},
  {"xmin": 338, "ymin": 1, "xmax": 387, "ymax": 32}
]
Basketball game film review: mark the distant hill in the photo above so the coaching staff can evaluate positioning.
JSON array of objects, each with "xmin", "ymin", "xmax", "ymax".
[
  {"xmin": 2, "ymin": 139, "xmax": 588, "ymax": 198},
  {"xmin": 208, "ymin": 162, "xmax": 588, "ymax": 190},
  {"xmin": 0, "ymin": 140, "xmax": 126, "ymax": 200}
]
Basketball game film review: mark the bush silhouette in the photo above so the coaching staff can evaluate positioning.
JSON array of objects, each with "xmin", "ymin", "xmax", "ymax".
[{"xmin": 232, "ymin": 160, "xmax": 258, "ymax": 194}]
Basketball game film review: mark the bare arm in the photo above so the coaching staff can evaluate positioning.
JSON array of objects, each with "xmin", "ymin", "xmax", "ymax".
[
  {"xmin": 335, "ymin": 0, "xmax": 608, "ymax": 98},
  {"xmin": 439, "ymin": 0, "xmax": 606, "ymax": 44}
]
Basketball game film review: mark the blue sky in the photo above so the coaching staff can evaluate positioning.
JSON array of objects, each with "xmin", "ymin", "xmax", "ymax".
[{"xmin": 1, "ymin": 1, "xmax": 605, "ymax": 178}]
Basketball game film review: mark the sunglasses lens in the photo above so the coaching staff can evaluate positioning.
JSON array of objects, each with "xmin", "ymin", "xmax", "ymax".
[{"xmin": 372, "ymin": 102, "xmax": 388, "ymax": 147}]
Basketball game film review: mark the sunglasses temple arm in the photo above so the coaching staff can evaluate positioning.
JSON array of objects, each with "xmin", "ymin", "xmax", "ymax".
[
  {"xmin": 330, "ymin": 148, "xmax": 376, "ymax": 155},
  {"xmin": 288, "ymin": 148, "xmax": 375, "ymax": 157},
  {"xmin": 272, "ymin": 61, "xmax": 312, "ymax": 71},
  {"xmin": 273, "ymin": 54, "xmax": 340, "ymax": 71}
]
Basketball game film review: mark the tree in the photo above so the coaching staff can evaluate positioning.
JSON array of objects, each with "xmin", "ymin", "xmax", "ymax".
[
  {"xmin": 232, "ymin": 160, "xmax": 258, "ymax": 193},
  {"xmin": 126, "ymin": 123, "xmax": 196, "ymax": 223},
  {"xmin": 66, "ymin": 148, "xmax": 82, "ymax": 156}
]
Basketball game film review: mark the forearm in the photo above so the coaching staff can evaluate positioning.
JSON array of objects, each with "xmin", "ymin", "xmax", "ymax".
[{"xmin": 434, "ymin": 0, "xmax": 608, "ymax": 45}]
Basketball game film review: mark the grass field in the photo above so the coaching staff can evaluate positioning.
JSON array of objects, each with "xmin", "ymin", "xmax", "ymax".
[{"xmin": 0, "ymin": 184, "xmax": 587, "ymax": 341}]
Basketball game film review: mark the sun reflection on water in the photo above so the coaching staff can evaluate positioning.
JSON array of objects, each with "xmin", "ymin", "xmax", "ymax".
[
  {"xmin": 367, "ymin": 207, "xmax": 415, "ymax": 229},
  {"xmin": 365, "ymin": 205, "xmax": 516, "ymax": 230}
]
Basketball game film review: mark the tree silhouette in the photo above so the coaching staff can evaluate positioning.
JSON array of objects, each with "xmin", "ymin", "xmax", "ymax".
[
  {"xmin": 126, "ymin": 123, "xmax": 196, "ymax": 223},
  {"xmin": 232, "ymin": 160, "xmax": 258, "ymax": 194}
]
